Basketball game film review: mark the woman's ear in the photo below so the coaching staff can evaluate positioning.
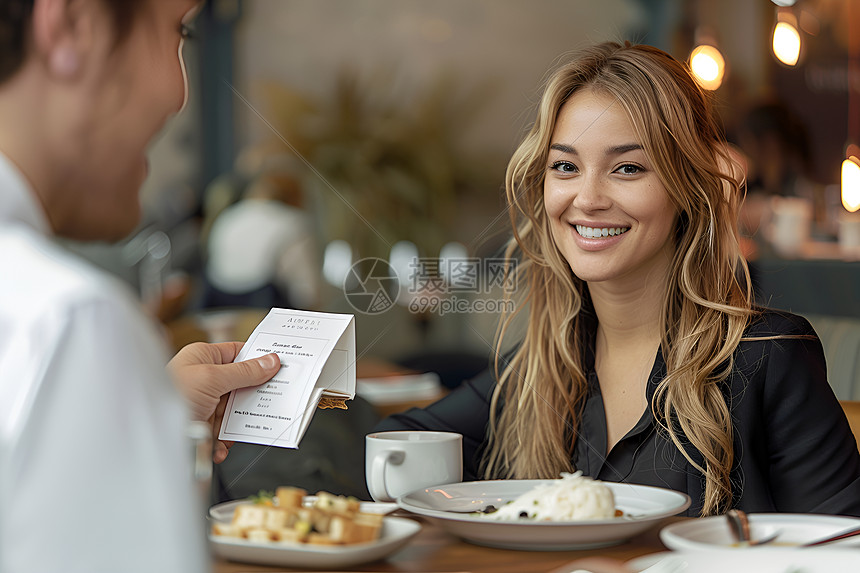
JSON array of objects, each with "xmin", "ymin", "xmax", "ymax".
[{"xmin": 31, "ymin": 0, "xmax": 98, "ymax": 80}]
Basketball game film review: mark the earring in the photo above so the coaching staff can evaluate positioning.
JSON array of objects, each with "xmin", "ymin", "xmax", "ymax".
[{"xmin": 50, "ymin": 45, "xmax": 80, "ymax": 78}]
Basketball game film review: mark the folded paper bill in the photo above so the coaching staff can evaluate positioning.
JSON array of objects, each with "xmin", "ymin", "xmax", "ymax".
[{"xmin": 218, "ymin": 308, "xmax": 356, "ymax": 448}]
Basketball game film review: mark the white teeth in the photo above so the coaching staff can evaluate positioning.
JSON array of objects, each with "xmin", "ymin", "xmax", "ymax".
[{"xmin": 575, "ymin": 225, "xmax": 630, "ymax": 239}]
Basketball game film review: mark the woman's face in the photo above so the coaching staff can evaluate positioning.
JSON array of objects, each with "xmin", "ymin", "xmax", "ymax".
[
  {"xmin": 543, "ymin": 89, "xmax": 678, "ymax": 289},
  {"xmin": 59, "ymin": 0, "xmax": 200, "ymax": 241}
]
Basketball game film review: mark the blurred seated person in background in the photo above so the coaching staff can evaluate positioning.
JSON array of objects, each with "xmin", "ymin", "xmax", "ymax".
[
  {"xmin": 202, "ymin": 170, "xmax": 321, "ymax": 310},
  {"xmin": 375, "ymin": 42, "xmax": 860, "ymax": 517},
  {"xmin": 734, "ymin": 100, "xmax": 819, "ymax": 248},
  {"xmin": 0, "ymin": 1, "xmax": 280, "ymax": 570},
  {"xmin": 736, "ymin": 100, "xmax": 814, "ymax": 199}
]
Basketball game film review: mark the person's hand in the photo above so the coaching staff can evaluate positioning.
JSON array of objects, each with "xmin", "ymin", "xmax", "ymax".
[{"xmin": 167, "ymin": 341, "xmax": 280, "ymax": 463}]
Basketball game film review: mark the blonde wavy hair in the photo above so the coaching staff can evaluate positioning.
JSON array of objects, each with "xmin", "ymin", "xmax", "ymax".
[{"xmin": 484, "ymin": 42, "xmax": 754, "ymax": 516}]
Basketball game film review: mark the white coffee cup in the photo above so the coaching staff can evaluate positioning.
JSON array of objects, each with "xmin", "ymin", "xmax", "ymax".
[
  {"xmin": 769, "ymin": 196, "xmax": 812, "ymax": 257},
  {"xmin": 365, "ymin": 431, "xmax": 463, "ymax": 503}
]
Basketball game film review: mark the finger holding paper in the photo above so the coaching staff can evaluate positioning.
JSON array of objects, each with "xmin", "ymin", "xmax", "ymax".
[{"xmin": 168, "ymin": 341, "xmax": 281, "ymax": 461}]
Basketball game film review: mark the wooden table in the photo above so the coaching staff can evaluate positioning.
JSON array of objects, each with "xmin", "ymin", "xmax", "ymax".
[{"xmin": 213, "ymin": 515, "xmax": 679, "ymax": 573}]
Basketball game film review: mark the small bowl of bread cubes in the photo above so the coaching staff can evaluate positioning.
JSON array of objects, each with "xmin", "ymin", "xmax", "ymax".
[
  {"xmin": 209, "ymin": 486, "xmax": 422, "ymax": 568},
  {"xmin": 212, "ymin": 487, "xmax": 384, "ymax": 545}
]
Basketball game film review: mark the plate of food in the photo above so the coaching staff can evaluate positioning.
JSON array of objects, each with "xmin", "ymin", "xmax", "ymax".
[
  {"xmin": 209, "ymin": 488, "xmax": 420, "ymax": 568},
  {"xmin": 396, "ymin": 472, "xmax": 690, "ymax": 550},
  {"xmin": 660, "ymin": 513, "xmax": 860, "ymax": 551}
]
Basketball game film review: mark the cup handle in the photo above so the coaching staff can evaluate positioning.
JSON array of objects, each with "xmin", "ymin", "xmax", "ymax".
[{"xmin": 369, "ymin": 449, "xmax": 405, "ymax": 503}]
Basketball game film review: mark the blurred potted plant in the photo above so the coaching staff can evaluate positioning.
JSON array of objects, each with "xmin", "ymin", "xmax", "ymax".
[{"xmin": 253, "ymin": 68, "xmax": 497, "ymax": 260}]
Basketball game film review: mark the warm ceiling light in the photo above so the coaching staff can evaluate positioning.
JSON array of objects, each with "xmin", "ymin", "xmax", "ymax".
[
  {"xmin": 773, "ymin": 21, "xmax": 801, "ymax": 66},
  {"xmin": 842, "ymin": 156, "xmax": 860, "ymax": 212},
  {"xmin": 689, "ymin": 45, "xmax": 725, "ymax": 90}
]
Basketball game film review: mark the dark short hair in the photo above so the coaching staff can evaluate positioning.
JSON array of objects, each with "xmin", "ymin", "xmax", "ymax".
[{"xmin": 0, "ymin": 0, "xmax": 138, "ymax": 84}]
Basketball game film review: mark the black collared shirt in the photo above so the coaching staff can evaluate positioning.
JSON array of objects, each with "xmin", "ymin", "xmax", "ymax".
[{"xmin": 374, "ymin": 310, "xmax": 860, "ymax": 516}]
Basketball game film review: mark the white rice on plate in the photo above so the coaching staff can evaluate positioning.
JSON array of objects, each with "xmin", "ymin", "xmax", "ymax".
[{"xmin": 483, "ymin": 471, "xmax": 615, "ymax": 521}]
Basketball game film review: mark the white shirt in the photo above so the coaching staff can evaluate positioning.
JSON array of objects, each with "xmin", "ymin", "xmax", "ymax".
[
  {"xmin": 0, "ymin": 153, "xmax": 208, "ymax": 573},
  {"xmin": 206, "ymin": 198, "xmax": 321, "ymax": 308}
]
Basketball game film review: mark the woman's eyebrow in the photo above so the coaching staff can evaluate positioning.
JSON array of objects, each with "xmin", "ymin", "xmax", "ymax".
[
  {"xmin": 549, "ymin": 143, "xmax": 576, "ymax": 154},
  {"xmin": 608, "ymin": 143, "xmax": 643, "ymax": 155},
  {"xmin": 548, "ymin": 142, "xmax": 643, "ymax": 155}
]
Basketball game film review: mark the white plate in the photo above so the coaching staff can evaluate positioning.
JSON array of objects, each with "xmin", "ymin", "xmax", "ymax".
[
  {"xmin": 396, "ymin": 479, "xmax": 691, "ymax": 550},
  {"xmin": 627, "ymin": 548, "xmax": 860, "ymax": 572},
  {"xmin": 208, "ymin": 499, "xmax": 420, "ymax": 568},
  {"xmin": 660, "ymin": 513, "xmax": 860, "ymax": 551}
]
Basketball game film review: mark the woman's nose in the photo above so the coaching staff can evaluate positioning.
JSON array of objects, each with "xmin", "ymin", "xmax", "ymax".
[{"xmin": 571, "ymin": 174, "xmax": 612, "ymax": 212}]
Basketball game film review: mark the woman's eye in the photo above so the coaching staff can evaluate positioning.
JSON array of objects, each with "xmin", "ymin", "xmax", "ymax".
[
  {"xmin": 549, "ymin": 161, "xmax": 577, "ymax": 174},
  {"xmin": 615, "ymin": 164, "xmax": 642, "ymax": 175}
]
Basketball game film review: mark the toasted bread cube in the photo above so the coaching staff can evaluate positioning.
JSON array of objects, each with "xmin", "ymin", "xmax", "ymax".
[
  {"xmin": 275, "ymin": 519, "xmax": 312, "ymax": 544},
  {"xmin": 309, "ymin": 508, "xmax": 331, "ymax": 533},
  {"xmin": 296, "ymin": 507, "xmax": 313, "ymax": 525},
  {"xmin": 306, "ymin": 532, "xmax": 340, "ymax": 545},
  {"xmin": 315, "ymin": 491, "xmax": 361, "ymax": 515},
  {"xmin": 211, "ymin": 522, "xmax": 241, "ymax": 537},
  {"xmin": 359, "ymin": 522, "xmax": 383, "ymax": 543},
  {"xmin": 327, "ymin": 515, "xmax": 354, "ymax": 543},
  {"xmin": 263, "ymin": 508, "xmax": 289, "ymax": 530},
  {"xmin": 246, "ymin": 528, "xmax": 273, "ymax": 543},
  {"xmin": 339, "ymin": 496, "xmax": 361, "ymax": 514},
  {"xmin": 272, "ymin": 527, "xmax": 306, "ymax": 544},
  {"xmin": 276, "ymin": 486, "xmax": 306, "ymax": 509},
  {"xmin": 314, "ymin": 491, "xmax": 336, "ymax": 511},
  {"xmin": 280, "ymin": 507, "xmax": 300, "ymax": 528},
  {"xmin": 349, "ymin": 513, "xmax": 383, "ymax": 543},
  {"xmin": 356, "ymin": 521, "xmax": 383, "ymax": 543},
  {"xmin": 232, "ymin": 504, "xmax": 267, "ymax": 530}
]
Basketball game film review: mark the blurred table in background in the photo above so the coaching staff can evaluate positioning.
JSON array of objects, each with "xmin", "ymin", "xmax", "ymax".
[{"xmin": 357, "ymin": 372, "xmax": 447, "ymax": 418}]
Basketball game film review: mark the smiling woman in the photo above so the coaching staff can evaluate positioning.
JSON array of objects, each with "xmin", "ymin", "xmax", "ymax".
[{"xmin": 375, "ymin": 41, "xmax": 860, "ymax": 519}]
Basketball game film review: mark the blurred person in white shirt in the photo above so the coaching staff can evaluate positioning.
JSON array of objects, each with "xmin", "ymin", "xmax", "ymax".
[
  {"xmin": 0, "ymin": 1, "xmax": 280, "ymax": 571},
  {"xmin": 203, "ymin": 171, "xmax": 322, "ymax": 311}
]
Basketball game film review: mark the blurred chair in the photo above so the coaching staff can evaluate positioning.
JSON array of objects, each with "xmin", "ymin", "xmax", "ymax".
[
  {"xmin": 804, "ymin": 314, "xmax": 860, "ymax": 400},
  {"xmin": 840, "ymin": 401, "xmax": 860, "ymax": 455}
]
